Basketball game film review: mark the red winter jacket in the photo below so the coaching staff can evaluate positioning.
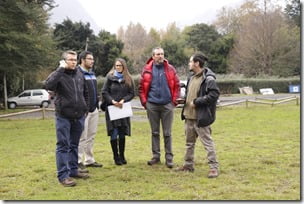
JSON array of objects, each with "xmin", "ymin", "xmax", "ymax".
[{"xmin": 139, "ymin": 58, "xmax": 180, "ymax": 109}]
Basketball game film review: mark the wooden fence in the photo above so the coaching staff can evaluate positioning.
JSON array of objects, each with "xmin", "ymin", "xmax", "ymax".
[
  {"xmin": 0, "ymin": 96, "xmax": 300, "ymax": 119},
  {"xmin": 217, "ymin": 95, "xmax": 300, "ymax": 108}
]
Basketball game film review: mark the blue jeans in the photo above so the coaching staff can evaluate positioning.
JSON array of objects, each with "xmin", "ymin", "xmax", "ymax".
[
  {"xmin": 55, "ymin": 115, "xmax": 85, "ymax": 182},
  {"xmin": 110, "ymin": 128, "xmax": 125, "ymax": 141}
]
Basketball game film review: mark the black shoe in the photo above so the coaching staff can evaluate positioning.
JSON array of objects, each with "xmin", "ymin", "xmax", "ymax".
[
  {"xmin": 78, "ymin": 163, "xmax": 86, "ymax": 169},
  {"xmin": 114, "ymin": 157, "xmax": 123, "ymax": 165},
  {"xmin": 79, "ymin": 168, "xmax": 89, "ymax": 173},
  {"xmin": 166, "ymin": 160, "xmax": 174, "ymax": 168},
  {"xmin": 85, "ymin": 162, "xmax": 103, "ymax": 168},
  {"xmin": 147, "ymin": 158, "xmax": 160, "ymax": 166},
  {"xmin": 121, "ymin": 158, "xmax": 127, "ymax": 165}
]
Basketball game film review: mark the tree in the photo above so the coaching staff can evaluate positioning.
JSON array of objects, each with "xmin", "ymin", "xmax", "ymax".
[
  {"xmin": 214, "ymin": 0, "xmax": 260, "ymax": 35},
  {"xmin": 159, "ymin": 23, "xmax": 189, "ymax": 73},
  {"xmin": 92, "ymin": 30, "xmax": 125, "ymax": 76},
  {"xmin": 208, "ymin": 34, "xmax": 234, "ymax": 74},
  {"xmin": 284, "ymin": 0, "xmax": 301, "ymax": 27},
  {"xmin": 183, "ymin": 23, "xmax": 220, "ymax": 54},
  {"xmin": 53, "ymin": 20, "xmax": 125, "ymax": 76},
  {"xmin": 228, "ymin": 0, "xmax": 300, "ymax": 77},
  {"xmin": 118, "ymin": 22, "xmax": 151, "ymax": 73},
  {"xmin": 0, "ymin": 0, "xmax": 56, "ymax": 109},
  {"xmin": 53, "ymin": 19, "xmax": 94, "ymax": 53}
]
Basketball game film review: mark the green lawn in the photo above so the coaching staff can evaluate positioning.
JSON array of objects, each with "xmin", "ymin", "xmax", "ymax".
[{"xmin": 0, "ymin": 104, "xmax": 300, "ymax": 200}]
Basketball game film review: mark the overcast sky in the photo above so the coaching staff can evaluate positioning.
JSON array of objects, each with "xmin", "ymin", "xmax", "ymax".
[
  {"xmin": 50, "ymin": 0, "xmax": 287, "ymax": 34},
  {"xmin": 76, "ymin": 0, "xmax": 245, "ymax": 34}
]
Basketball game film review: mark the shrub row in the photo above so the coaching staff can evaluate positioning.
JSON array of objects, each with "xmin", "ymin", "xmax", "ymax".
[
  {"xmin": 217, "ymin": 78, "xmax": 300, "ymax": 94},
  {"xmin": 97, "ymin": 76, "xmax": 300, "ymax": 96}
]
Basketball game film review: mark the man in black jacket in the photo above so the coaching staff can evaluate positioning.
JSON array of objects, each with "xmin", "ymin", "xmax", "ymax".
[
  {"xmin": 176, "ymin": 52, "xmax": 220, "ymax": 178},
  {"xmin": 77, "ymin": 51, "xmax": 102, "ymax": 169},
  {"xmin": 45, "ymin": 50, "xmax": 89, "ymax": 187}
]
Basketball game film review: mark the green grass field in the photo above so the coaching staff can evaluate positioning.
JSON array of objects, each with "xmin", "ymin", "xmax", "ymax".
[{"xmin": 0, "ymin": 104, "xmax": 300, "ymax": 200}]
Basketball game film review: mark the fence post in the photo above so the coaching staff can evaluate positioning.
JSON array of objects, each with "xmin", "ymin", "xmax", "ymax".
[
  {"xmin": 296, "ymin": 96, "xmax": 299, "ymax": 106},
  {"xmin": 42, "ymin": 108, "xmax": 45, "ymax": 120}
]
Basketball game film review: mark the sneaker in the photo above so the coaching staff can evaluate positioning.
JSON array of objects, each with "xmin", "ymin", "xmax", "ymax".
[
  {"xmin": 85, "ymin": 162, "xmax": 103, "ymax": 168},
  {"xmin": 70, "ymin": 172, "xmax": 90, "ymax": 179},
  {"xmin": 60, "ymin": 177, "xmax": 76, "ymax": 187},
  {"xmin": 165, "ymin": 160, "xmax": 174, "ymax": 168},
  {"xmin": 147, "ymin": 158, "xmax": 160, "ymax": 166},
  {"xmin": 174, "ymin": 165, "xmax": 194, "ymax": 172},
  {"xmin": 208, "ymin": 168, "xmax": 219, "ymax": 178}
]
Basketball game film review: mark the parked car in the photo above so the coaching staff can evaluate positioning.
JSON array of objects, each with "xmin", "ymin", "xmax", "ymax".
[
  {"xmin": 179, "ymin": 80, "xmax": 187, "ymax": 99},
  {"xmin": 7, "ymin": 89, "xmax": 50, "ymax": 109}
]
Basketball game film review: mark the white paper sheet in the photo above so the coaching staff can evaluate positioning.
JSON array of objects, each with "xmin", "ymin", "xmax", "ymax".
[{"xmin": 108, "ymin": 101, "xmax": 133, "ymax": 121}]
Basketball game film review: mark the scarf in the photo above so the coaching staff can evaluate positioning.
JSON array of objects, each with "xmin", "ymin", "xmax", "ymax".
[{"xmin": 114, "ymin": 70, "xmax": 124, "ymax": 83}]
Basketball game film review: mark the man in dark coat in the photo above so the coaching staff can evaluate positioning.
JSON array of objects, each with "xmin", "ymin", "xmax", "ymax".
[
  {"xmin": 176, "ymin": 52, "xmax": 220, "ymax": 178},
  {"xmin": 45, "ymin": 50, "xmax": 89, "ymax": 187}
]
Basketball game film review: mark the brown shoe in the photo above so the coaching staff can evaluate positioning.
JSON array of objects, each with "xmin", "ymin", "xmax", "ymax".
[
  {"xmin": 60, "ymin": 177, "xmax": 76, "ymax": 187},
  {"xmin": 147, "ymin": 158, "xmax": 160, "ymax": 166},
  {"xmin": 208, "ymin": 168, "xmax": 219, "ymax": 178},
  {"xmin": 70, "ymin": 172, "xmax": 90, "ymax": 179},
  {"xmin": 174, "ymin": 165, "xmax": 194, "ymax": 172}
]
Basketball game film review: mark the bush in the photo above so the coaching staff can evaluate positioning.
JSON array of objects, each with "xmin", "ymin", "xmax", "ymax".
[
  {"xmin": 97, "ymin": 75, "xmax": 300, "ymax": 95},
  {"xmin": 217, "ymin": 78, "xmax": 300, "ymax": 94}
]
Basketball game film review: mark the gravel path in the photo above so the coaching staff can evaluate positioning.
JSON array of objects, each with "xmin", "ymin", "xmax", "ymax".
[{"xmin": 1, "ymin": 93, "xmax": 299, "ymax": 120}]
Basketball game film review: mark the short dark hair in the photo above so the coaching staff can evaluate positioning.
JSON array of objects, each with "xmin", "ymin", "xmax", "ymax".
[
  {"xmin": 192, "ymin": 52, "xmax": 208, "ymax": 68},
  {"xmin": 78, "ymin": 51, "xmax": 93, "ymax": 64}
]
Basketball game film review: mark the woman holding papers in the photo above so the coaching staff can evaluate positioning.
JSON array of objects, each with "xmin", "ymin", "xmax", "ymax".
[{"xmin": 101, "ymin": 58, "xmax": 135, "ymax": 165}]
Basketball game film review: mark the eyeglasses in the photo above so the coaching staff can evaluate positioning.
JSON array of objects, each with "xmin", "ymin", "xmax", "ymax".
[{"xmin": 116, "ymin": 65, "xmax": 123, "ymax": 67}]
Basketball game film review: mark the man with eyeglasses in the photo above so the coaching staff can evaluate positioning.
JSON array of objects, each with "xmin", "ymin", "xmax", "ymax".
[
  {"xmin": 77, "ymin": 51, "xmax": 103, "ymax": 171},
  {"xmin": 45, "ymin": 50, "xmax": 89, "ymax": 187},
  {"xmin": 139, "ymin": 47, "xmax": 180, "ymax": 168}
]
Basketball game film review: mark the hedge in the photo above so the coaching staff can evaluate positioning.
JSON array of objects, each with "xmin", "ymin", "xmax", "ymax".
[
  {"xmin": 97, "ymin": 76, "xmax": 300, "ymax": 95},
  {"xmin": 217, "ymin": 78, "xmax": 300, "ymax": 94}
]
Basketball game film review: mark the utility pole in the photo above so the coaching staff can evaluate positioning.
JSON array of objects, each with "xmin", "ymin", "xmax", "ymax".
[{"xmin": 85, "ymin": 37, "xmax": 89, "ymax": 51}]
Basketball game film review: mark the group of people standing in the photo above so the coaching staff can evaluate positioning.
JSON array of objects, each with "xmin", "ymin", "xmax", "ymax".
[{"xmin": 45, "ymin": 47, "xmax": 220, "ymax": 187}]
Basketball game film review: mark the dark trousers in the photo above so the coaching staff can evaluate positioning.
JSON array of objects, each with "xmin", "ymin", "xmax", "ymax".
[
  {"xmin": 146, "ymin": 102, "xmax": 174, "ymax": 161},
  {"xmin": 55, "ymin": 115, "xmax": 85, "ymax": 182}
]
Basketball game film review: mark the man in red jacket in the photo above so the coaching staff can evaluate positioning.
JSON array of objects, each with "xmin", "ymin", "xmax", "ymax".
[{"xmin": 139, "ymin": 47, "xmax": 180, "ymax": 168}]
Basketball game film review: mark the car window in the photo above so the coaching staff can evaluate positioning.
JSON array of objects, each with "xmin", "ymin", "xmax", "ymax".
[
  {"xmin": 19, "ymin": 91, "xmax": 31, "ymax": 97},
  {"xmin": 33, "ymin": 90, "xmax": 43, "ymax": 96}
]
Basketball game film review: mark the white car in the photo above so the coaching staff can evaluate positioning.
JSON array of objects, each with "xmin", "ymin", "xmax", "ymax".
[
  {"xmin": 7, "ymin": 89, "xmax": 50, "ymax": 109},
  {"xmin": 180, "ymin": 80, "xmax": 187, "ymax": 99}
]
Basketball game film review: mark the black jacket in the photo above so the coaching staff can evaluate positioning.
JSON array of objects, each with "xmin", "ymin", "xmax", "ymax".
[
  {"xmin": 78, "ymin": 66, "xmax": 99, "ymax": 112},
  {"xmin": 181, "ymin": 68, "xmax": 220, "ymax": 127},
  {"xmin": 45, "ymin": 67, "xmax": 88, "ymax": 119},
  {"xmin": 101, "ymin": 74, "xmax": 135, "ymax": 136}
]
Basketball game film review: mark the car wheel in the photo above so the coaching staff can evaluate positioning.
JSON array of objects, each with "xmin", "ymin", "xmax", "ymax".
[
  {"xmin": 41, "ymin": 101, "xmax": 49, "ymax": 108},
  {"xmin": 8, "ymin": 102, "xmax": 16, "ymax": 109}
]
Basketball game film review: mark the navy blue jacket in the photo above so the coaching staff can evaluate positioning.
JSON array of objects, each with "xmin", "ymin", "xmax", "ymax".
[{"xmin": 78, "ymin": 66, "xmax": 99, "ymax": 112}]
